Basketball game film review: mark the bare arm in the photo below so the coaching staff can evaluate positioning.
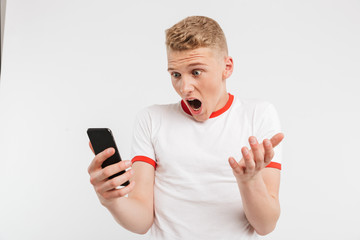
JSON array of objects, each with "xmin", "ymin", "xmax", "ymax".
[
  {"xmin": 236, "ymin": 168, "xmax": 280, "ymax": 235},
  {"xmin": 88, "ymin": 143, "xmax": 155, "ymax": 234},
  {"xmin": 228, "ymin": 133, "xmax": 284, "ymax": 235}
]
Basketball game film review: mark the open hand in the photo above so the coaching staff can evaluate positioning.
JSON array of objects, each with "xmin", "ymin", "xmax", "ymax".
[{"xmin": 228, "ymin": 133, "xmax": 284, "ymax": 183}]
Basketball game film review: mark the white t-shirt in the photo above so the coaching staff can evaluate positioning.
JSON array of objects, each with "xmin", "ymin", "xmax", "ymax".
[{"xmin": 131, "ymin": 93, "xmax": 282, "ymax": 240}]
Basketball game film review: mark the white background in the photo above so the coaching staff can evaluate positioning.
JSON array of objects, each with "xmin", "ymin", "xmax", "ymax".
[{"xmin": 0, "ymin": 0, "xmax": 359, "ymax": 239}]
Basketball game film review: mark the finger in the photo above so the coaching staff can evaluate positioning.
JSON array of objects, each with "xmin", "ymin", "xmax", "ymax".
[
  {"xmin": 102, "ymin": 180, "xmax": 136, "ymax": 200},
  {"xmin": 96, "ymin": 168, "xmax": 134, "ymax": 193},
  {"xmin": 242, "ymin": 146, "xmax": 255, "ymax": 173},
  {"xmin": 263, "ymin": 139, "xmax": 274, "ymax": 165},
  {"xmin": 228, "ymin": 157, "xmax": 242, "ymax": 175},
  {"xmin": 270, "ymin": 133, "xmax": 284, "ymax": 148},
  {"xmin": 87, "ymin": 147, "xmax": 115, "ymax": 174},
  {"xmin": 99, "ymin": 160, "xmax": 132, "ymax": 182},
  {"xmin": 90, "ymin": 160, "xmax": 132, "ymax": 185},
  {"xmin": 89, "ymin": 141, "xmax": 95, "ymax": 155},
  {"xmin": 249, "ymin": 136, "xmax": 264, "ymax": 170}
]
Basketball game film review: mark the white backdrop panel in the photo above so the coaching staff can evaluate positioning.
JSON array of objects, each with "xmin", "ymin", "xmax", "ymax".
[{"xmin": 0, "ymin": 0, "xmax": 359, "ymax": 239}]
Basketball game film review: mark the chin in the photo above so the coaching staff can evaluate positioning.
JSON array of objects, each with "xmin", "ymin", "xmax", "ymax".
[
  {"xmin": 194, "ymin": 118, "xmax": 207, "ymax": 122},
  {"xmin": 193, "ymin": 114, "xmax": 209, "ymax": 122}
]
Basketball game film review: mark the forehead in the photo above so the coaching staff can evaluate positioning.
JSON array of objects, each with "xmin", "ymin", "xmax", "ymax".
[{"xmin": 167, "ymin": 47, "xmax": 218, "ymax": 69}]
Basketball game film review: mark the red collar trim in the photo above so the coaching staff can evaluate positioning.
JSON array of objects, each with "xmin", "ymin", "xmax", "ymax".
[{"xmin": 181, "ymin": 93, "xmax": 234, "ymax": 119}]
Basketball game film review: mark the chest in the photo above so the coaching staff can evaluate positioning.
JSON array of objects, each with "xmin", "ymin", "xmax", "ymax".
[{"xmin": 153, "ymin": 114, "xmax": 253, "ymax": 183}]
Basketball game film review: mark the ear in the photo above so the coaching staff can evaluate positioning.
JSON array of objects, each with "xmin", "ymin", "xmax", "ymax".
[{"xmin": 222, "ymin": 56, "xmax": 234, "ymax": 80}]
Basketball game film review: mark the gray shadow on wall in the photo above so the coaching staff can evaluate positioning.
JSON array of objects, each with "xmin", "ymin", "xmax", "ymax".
[{"xmin": 1, "ymin": 0, "xmax": 7, "ymax": 80}]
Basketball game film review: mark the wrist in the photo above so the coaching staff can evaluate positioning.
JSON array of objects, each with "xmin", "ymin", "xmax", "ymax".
[{"xmin": 99, "ymin": 195, "xmax": 121, "ymax": 209}]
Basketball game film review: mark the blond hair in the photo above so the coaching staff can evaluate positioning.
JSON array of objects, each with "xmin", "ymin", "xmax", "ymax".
[{"xmin": 165, "ymin": 16, "xmax": 228, "ymax": 55}]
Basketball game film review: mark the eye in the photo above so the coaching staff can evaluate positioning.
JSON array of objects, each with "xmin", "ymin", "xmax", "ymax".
[
  {"xmin": 172, "ymin": 72, "xmax": 181, "ymax": 78},
  {"xmin": 192, "ymin": 70, "xmax": 202, "ymax": 76}
]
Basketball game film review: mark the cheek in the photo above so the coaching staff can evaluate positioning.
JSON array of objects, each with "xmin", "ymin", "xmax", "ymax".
[
  {"xmin": 204, "ymin": 75, "xmax": 222, "ymax": 90},
  {"xmin": 201, "ymin": 77, "xmax": 224, "ymax": 100},
  {"xmin": 171, "ymin": 80, "xmax": 180, "ymax": 92}
]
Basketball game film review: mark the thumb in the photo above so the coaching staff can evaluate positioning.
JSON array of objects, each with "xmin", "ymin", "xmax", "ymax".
[{"xmin": 270, "ymin": 133, "xmax": 284, "ymax": 148}]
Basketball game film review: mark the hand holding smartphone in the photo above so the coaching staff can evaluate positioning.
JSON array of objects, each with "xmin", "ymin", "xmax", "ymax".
[{"xmin": 87, "ymin": 128, "xmax": 130, "ymax": 187}]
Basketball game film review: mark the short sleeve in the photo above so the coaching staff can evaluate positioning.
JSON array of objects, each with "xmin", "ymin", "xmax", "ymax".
[
  {"xmin": 130, "ymin": 108, "xmax": 157, "ymax": 169},
  {"xmin": 254, "ymin": 103, "xmax": 283, "ymax": 170}
]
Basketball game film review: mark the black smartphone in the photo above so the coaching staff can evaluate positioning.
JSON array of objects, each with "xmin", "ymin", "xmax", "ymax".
[{"xmin": 87, "ymin": 128, "xmax": 130, "ymax": 187}]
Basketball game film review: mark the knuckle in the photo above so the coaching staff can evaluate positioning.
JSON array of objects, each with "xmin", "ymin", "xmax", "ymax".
[
  {"xmin": 120, "ymin": 161, "xmax": 131, "ymax": 171},
  {"xmin": 233, "ymin": 167, "xmax": 242, "ymax": 174},
  {"xmin": 251, "ymin": 144, "xmax": 259, "ymax": 150},
  {"xmin": 97, "ymin": 151, "xmax": 108, "ymax": 162},
  {"xmin": 247, "ymin": 162, "xmax": 255, "ymax": 170},
  {"xmin": 250, "ymin": 163, "xmax": 256, "ymax": 170},
  {"xmin": 126, "ymin": 170, "xmax": 133, "ymax": 179},
  {"xmin": 100, "ymin": 152, "xmax": 108, "ymax": 160},
  {"xmin": 102, "ymin": 168, "xmax": 112, "ymax": 178},
  {"xmin": 112, "ymin": 178, "xmax": 123, "ymax": 188},
  {"xmin": 96, "ymin": 155, "xmax": 105, "ymax": 165},
  {"xmin": 89, "ymin": 177, "xmax": 96, "ymax": 185},
  {"xmin": 115, "ymin": 162, "xmax": 125, "ymax": 172},
  {"xmin": 108, "ymin": 179, "xmax": 118, "ymax": 188},
  {"xmin": 245, "ymin": 152, "xmax": 253, "ymax": 161},
  {"xmin": 116, "ymin": 189, "xmax": 127, "ymax": 198},
  {"xmin": 94, "ymin": 185, "xmax": 102, "ymax": 193},
  {"xmin": 255, "ymin": 162, "xmax": 263, "ymax": 170},
  {"xmin": 242, "ymin": 148, "xmax": 250, "ymax": 157},
  {"xmin": 102, "ymin": 192, "xmax": 111, "ymax": 200}
]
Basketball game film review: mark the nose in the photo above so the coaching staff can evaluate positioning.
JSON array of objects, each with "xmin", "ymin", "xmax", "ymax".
[{"xmin": 180, "ymin": 76, "xmax": 195, "ymax": 95}]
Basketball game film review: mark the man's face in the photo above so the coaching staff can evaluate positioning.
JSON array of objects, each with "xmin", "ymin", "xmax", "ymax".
[{"xmin": 167, "ymin": 47, "xmax": 233, "ymax": 122}]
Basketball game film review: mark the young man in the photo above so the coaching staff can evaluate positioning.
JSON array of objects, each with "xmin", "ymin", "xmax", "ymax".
[{"xmin": 88, "ymin": 16, "xmax": 284, "ymax": 239}]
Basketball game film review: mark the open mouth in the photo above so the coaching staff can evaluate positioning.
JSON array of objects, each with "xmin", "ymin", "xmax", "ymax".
[{"xmin": 186, "ymin": 99, "xmax": 202, "ymax": 111}]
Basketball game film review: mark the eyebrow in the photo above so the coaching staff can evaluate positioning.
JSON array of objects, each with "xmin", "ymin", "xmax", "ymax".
[{"xmin": 167, "ymin": 62, "xmax": 208, "ymax": 71}]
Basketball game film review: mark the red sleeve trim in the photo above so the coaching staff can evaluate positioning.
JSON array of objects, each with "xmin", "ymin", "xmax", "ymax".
[
  {"xmin": 131, "ymin": 156, "xmax": 157, "ymax": 169},
  {"xmin": 266, "ymin": 162, "xmax": 282, "ymax": 170}
]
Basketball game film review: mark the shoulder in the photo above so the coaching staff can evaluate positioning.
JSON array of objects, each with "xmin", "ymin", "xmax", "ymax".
[
  {"xmin": 134, "ymin": 102, "xmax": 180, "ymax": 123},
  {"xmin": 232, "ymin": 96, "xmax": 276, "ymax": 118},
  {"xmin": 137, "ymin": 102, "xmax": 179, "ymax": 116}
]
